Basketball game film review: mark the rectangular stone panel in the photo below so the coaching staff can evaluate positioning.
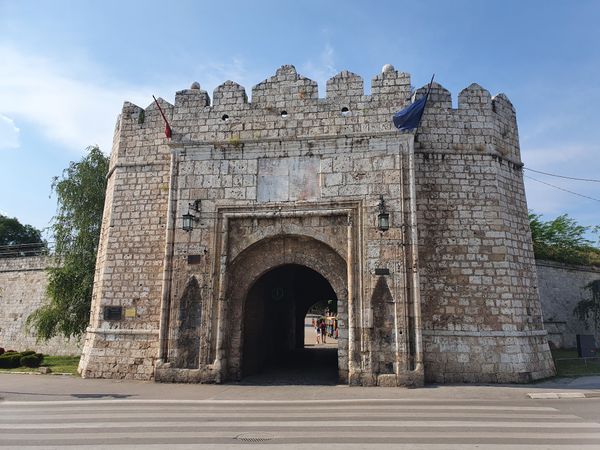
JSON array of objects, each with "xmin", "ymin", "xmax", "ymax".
[{"xmin": 257, "ymin": 156, "xmax": 320, "ymax": 202}]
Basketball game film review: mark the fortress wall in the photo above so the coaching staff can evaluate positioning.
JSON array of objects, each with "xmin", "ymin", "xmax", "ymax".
[
  {"xmin": 78, "ymin": 99, "xmax": 173, "ymax": 380},
  {"xmin": 536, "ymin": 260, "xmax": 600, "ymax": 349},
  {"xmin": 81, "ymin": 65, "xmax": 420, "ymax": 382},
  {"xmin": 164, "ymin": 134, "xmax": 413, "ymax": 384},
  {"xmin": 79, "ymin": 63, "xmax": 555, "ymax": 384},
  {"xmin": 0, "ymin": 256, "xmax": 80, "ymax": 356},
  {"xmin": 414, "ymin": 85, "xmax": 555, "ymax": 382}
]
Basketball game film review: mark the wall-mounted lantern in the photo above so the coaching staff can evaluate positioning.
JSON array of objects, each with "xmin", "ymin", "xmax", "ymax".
[
  {"xmin": 377, "ymin": 195, "xmax": 390, "ymax": 232},
  {"xmin": 182, "ymin": 200, "xmax": 201, "ymax": 232}
]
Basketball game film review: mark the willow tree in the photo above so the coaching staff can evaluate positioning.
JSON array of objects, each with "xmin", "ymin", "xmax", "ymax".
[{"xmin": 27, "ymin": 146, "xmax": 109, "ymax": 340}]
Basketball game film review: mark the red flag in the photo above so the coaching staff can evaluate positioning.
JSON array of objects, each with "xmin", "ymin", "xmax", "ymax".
[{"xmin": 152, "ymin": 95, "xmax": 172, "ymax": 139}]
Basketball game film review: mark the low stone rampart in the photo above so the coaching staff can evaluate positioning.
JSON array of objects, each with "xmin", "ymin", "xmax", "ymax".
[
  {"xmin": 536, "ymin": 260, "xmax": 600, "ymax": 349},
  {"xmin": 0, "ymin": 256, "xmax": 81, "ymax": 355}
]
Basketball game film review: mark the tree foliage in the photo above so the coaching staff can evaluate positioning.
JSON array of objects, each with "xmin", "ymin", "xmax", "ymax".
[
  {"xmin": 0, "ymin": 215, "xmax": 43, "ymax": 246},
  {"xmin": 27, "ymin": 146, "xmax": 109, "ymax": 340},
  {"xmin": 529, "ymin": 212, "xmax": 600, "ymax": 266}
]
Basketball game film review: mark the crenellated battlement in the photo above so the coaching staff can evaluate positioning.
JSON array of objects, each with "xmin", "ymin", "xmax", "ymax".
[
  {"xmin": 413, "ymin": 80, "xmax": 520, "ymax": 161},
  {"xmin": 117, "ymin": 64, "xmax": 520, "ymax": 163}
]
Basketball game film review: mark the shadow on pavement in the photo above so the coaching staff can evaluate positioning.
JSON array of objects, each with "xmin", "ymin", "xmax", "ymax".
[
  {"xmin": 236, "ymin": 346, "xmax": 339, "ymax": 386},
  {"xmin": 0, "ymin": 391, "xmax": 134, "ymax": 399},
  {"xmin": 71, "ymin": 393, "xmax": 134, "ymax": 399}
]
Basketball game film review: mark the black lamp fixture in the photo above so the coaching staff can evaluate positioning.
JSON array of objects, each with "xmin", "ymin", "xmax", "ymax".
[
  {"xmin": 377, "ymin": 195, "xmax": 390, "ymax": 232},
  {"xmin": 182, "ymin": 200, "xmax": 201, "ymax": 232}
]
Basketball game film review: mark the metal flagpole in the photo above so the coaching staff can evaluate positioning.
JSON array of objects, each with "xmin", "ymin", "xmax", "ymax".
[
  {"xmin": 413, "ymin": 73, "xmax": 435, "ymax": 140},
  {"xmin": 152, "ymin": 95, "xmax": 173, "ymax": 138},
  {"xmin": 406, "ymin": 74, "xmax": 434, "ymax": 378}
]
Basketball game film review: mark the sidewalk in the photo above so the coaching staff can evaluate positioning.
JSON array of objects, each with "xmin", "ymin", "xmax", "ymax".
[
  {"xmin": 2, "ymin": 319, "xmax": 599, "ymax": 403},
  {"xmin": 1, "ymin": 372, "xmax": 600, "ymax": 403}
]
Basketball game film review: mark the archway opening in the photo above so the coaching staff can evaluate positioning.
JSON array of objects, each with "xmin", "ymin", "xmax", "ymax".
[{"xmin": 242, "ymin": 264, "xmax": 338, "ymax": 384}]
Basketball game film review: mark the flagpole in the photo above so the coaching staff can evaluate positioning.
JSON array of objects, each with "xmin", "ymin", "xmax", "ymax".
[
  {"xmin": 406, "ymin": 73, "xmax": 433, "ymax": 379},
  {"xmin": 152, "ymin": 95, "xmax": 173, "ymax": 138},
  {"xmin": 413, "ymin": 73, "xmax": 435, "ymax": 140}
]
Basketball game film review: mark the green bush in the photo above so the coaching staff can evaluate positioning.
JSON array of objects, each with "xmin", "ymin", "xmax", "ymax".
[
  {"xmin": 20, "ymin": 354, "xmax": 42, "ymax": 368},
  {"xmin": 0, "ymin": 350, "xmax": 44, "ymax": 369},
  {"xmin": 0, "ymin": 354, "xmax": 22, "ymax": 369}
]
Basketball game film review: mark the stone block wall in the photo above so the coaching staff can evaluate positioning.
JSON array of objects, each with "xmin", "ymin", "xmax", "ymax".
[
  {"xmin": 0, "ymin": 256, "xmax": 80, "ymax": 355},
  {"xmin": 78, "ymin": 99, "xmax": 173, "ymax": 379},
  {"xmin": 80, "ymin": 64, "xmax": 422, "ymax": 383},
  {"xmin": 162, "ymin": 134, "xmax": 414, "ymax": 385},
  {"xmin": 414, "ymin": 82, "xmax": 555, "ymax": 382},
  {"xmin": 79, "ymin": 63, "xmax": 555, "ymax": 384},
  {"xmin": 537, "ymin": 260, "xmax": 600, "ymax": 348}
]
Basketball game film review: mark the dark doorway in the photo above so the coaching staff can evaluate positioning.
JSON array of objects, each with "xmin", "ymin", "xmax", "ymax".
[{"xmin": 241, "ymin": 264, "xmax": 338, "ymax": 384}]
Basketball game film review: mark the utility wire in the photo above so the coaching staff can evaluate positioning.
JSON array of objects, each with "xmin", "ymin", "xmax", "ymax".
[
  {"xmin": 524, "ymin": 174, "xmax": 600, "ymax": 203},
  {"xmin": 524, "ymin": 167, "xmax": 600, "ymax": 183}
]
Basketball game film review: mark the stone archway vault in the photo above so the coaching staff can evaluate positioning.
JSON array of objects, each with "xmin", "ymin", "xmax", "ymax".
[
  {"xmin": 241, "ymin": 263, "xmax": 338, "ymax": 378},
  {"xmin": 216, "ymin": 232, "xmax": 350, "ymax": 383}
]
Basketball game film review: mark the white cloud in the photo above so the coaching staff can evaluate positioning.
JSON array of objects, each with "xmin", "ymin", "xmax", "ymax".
[
  {"xmin": 521, "ymin": 141, "xmax": 600, "ymax": 231},
  {"xmin": 0, "ymin": 44, "xmax": 169, "ymax": 154},
  {"xmin": 521, "ymin": 144, "xmax": 594, "ymax": 168},
  {"xmin": 193, "ymin": 58, "xmax": 253, "ymax": 91},
  {"xmin": 0, "ymin": 114, "xmax": 20, "ymax": 149},
  {"xmin": 0, "ymin": 45, "xmax": 262, "ymax": 154},
  {"xmin": 300, "ymin": 43, "xmax": 338, "ymax": 93}
]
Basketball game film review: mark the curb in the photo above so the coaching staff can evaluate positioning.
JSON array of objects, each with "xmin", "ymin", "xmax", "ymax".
[
  {"xmin": 527, "ymin": 392, "xmax": 600, "ymax": 399},
  {"xmin": 0, "ymin": 370, "xmax": 74, "ymax": 376}
]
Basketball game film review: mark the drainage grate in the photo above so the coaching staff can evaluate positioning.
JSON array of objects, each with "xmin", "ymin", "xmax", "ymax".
[{"xmin": 235, "ymin": 432, "xmax": 275, "ymax": 443}]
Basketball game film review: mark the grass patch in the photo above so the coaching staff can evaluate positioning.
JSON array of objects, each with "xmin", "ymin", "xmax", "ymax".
[
  {"xmin": 551, "ymin": 348, "xmax": 600, "ymax": 377},
  {"xmin": 43, "ymin": 355, "xmax": 80, "ymax": 374},
  {"xmin": 0, "ymin": 355, "xmax": 80, "ymax": 375}
]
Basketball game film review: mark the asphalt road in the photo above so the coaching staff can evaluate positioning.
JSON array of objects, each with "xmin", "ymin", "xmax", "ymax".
[
  {"xmin": 1, "ymin": 372, "xmax": 600, "ymax": 449},
  {"xmin": 1, "ymin": 396, "xmax": 600, "ymax": 448}
]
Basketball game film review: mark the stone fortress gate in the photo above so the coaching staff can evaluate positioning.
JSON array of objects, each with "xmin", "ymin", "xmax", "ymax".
[{"xmin": 78, "ymin": 64, "xmax": 556, "ymax": 386}]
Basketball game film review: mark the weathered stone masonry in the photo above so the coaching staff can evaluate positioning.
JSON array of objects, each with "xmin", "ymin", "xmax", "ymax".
[
  {"xmin": 0, "ymin": 256, "xmax": 80, "ymax": 355},
  {"xmin": 78, "ymin": 64, "xmax": 555, "ymax": 385},
  {"xmin": 537, "ymin": 260, "xmax": 600, "ymax": 349}
]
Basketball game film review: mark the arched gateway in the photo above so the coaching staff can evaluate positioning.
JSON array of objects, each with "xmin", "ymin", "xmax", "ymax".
[
  {"xmin": 226, "ymin": 235, "xmax": 347, "ymax": 382},
  {"xmin": 79, "ymin": 64, "xmax": 555, "ymax": 386}
]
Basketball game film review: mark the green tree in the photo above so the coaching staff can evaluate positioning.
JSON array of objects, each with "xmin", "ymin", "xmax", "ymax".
[
  {"xmin": 27, "ymin": 146, "xmax": 109, "ymax": 340},
  {"xmin": 0, "ymin": 215, "xmax": 43, "ymax": 245},
  {"xmin": 528, "ymin": 212, "xmax": 600, "ymax": 266}
]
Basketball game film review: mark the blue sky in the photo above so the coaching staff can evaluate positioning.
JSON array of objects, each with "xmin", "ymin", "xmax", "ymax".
[{"xmin": 1, "ymin": 0, "xmax": 599, "ymax": 242}]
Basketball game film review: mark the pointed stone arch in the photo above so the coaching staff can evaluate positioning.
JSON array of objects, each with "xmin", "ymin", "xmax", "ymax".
[{"xmin": 175, "ymin": 275, "xmax": 202, "ymax": 369}]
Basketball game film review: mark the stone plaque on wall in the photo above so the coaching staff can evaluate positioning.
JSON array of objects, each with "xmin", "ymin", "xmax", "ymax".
[{"xmin": 257, "ymin": 157, "xmax": 320, "ymax": 202}]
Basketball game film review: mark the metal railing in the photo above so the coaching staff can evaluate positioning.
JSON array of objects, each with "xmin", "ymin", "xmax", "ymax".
[{"xmin": 0, "ymin": 243, "xmax": 50, "ymax": 258}]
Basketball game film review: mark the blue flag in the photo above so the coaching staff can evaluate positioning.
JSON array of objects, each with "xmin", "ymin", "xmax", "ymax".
[{"xmin": 392, "ymin": 96, "xmax": 427, "ymax": 131}]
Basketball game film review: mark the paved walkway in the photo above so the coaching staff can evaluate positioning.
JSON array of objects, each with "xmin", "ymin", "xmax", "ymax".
[
  {"xmin": 2, "ymin": 318, "xmax": 600, "ymax": 402},
  {"xmin": 1, "ymin": 372, "xmax": 600, "ymax": 403}
]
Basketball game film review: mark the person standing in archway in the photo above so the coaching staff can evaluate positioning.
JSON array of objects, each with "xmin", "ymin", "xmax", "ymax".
[
  {"xmin": 320, "ymin": 321, "xmax": 327, "ymax": 344},
  {"xmin": 315, "ymin": 323, "xmax": 321, "ymax": 344}
]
